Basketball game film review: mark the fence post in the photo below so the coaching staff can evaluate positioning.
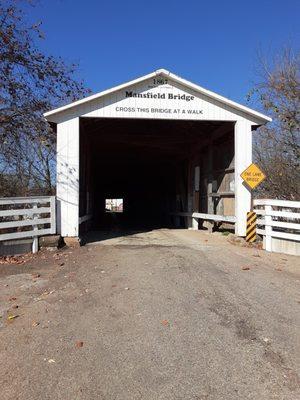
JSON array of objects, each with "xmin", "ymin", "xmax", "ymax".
[
  {"xmin": 32, "ymin": 203, "xmax": 39, "ymax": 254},
  {"xmin": 192, "ymin": 214, "xmax": 199, "ymax": 230},
  {"xmin": 265, "ymin": 204, "xmax": 272, "ymax": 252},
  {"xmin": 50, "ymin": 196, "xmax": 56, "ymax": 234}
]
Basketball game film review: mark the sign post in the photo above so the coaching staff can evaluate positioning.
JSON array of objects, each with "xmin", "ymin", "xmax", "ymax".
[{"xmin": 240, "ymin": 163, "xmax": 266, "ymax": 242}]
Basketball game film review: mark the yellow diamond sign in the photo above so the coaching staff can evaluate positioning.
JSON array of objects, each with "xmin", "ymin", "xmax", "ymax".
[{"xmin": 241, "ymin": 163, "xmax": 266, "ymax": 190}]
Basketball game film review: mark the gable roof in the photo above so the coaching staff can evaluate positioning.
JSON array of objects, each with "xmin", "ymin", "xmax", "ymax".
[{"xmin": 44, "ymin": 68, "xmax": 271, "ymax": 123}]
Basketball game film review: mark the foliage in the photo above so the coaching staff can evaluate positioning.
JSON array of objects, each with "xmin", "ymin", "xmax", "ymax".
[
  {"xmin": 251, "ymin": 48, "xmax": 300, "ymax": 200},
  {"xmin": 0, "ymin": 0, "xmax": 90, "ymax": 195}
]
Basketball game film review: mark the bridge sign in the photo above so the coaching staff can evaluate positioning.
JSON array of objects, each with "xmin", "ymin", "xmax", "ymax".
[{"xmin": 241, "ymin": 163, "xmax": 266, "ymax": 190}]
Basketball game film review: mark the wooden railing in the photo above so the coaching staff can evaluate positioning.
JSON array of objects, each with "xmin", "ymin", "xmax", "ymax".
[
  {"xmin": 253, "ymin": 199, "xmax": 300, "ymax": 252},
  {"xmin": 0, "ymin": 196, "xmax": 56, "ymax": 253},
  {"xmin": 172, "ymin": 211, "xmax": 236, "ymax": 223},
  {"xmin": 171, "ymin": 211, "xmax": 236, "ymax": 231}
]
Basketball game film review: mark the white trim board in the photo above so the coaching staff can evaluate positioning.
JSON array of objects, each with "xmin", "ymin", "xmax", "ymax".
[{"xmin": 44, "ymin": 69, "xmax": 271, "ymax": 124}]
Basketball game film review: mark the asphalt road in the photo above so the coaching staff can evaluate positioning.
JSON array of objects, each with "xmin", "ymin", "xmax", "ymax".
[{"xmin": 0, "ymin": 229, "xmax": 299, "ymax": 400}]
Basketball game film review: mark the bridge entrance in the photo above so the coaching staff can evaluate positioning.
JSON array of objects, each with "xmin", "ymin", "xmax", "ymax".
[
  {"xmin": 79, "ymin": 117, "xmax": 234, "ymax": 233},
  {"xmin": 44, "ymin": 69, "xmax": 270, "ymax": 238}
]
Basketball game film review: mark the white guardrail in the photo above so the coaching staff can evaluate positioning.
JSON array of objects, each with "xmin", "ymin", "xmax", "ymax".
[
  {"xmin": 0, "ymin": 196, "xmax": 56, "ymax": 253},
  {"xmin": 171, "ymin": 211, "xmax": 236, "ymax": 231},
  {"xmin": 253, "ymin": 199, "xmax": 300, "ymax": 252},
  {"xmin": 172, "ymin": 211, "xmax": 236, "ymax": 223}
]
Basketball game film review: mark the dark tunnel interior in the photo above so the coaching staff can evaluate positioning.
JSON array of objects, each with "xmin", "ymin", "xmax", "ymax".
[{"xmin": 79, "ymin": 117, "xmax": 233, "ymax": 233}]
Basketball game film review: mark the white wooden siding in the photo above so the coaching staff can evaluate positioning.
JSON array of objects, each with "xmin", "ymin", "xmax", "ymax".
[
  {"xmin": 45, "ymin": 69, "xmax": 271, "ymax": 125},
  {"xmin": 56, "ymin": 118, "xmax": 79, "ymax": 237},
  {"xmin": 52, "ymin": 77, "xmax": 263, "ymax": 125},
  {"xmin": 234, "ymin": 120, "xmax": 252, "ymax": 236}
]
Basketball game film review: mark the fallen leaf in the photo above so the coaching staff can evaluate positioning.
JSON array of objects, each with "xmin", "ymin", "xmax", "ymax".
[
  {"xmin": 0, "ymin": 256, "xmax": 26, "ymax": 265},
  {"xmin": 275, "ymin": 268, "xmax": 282, "ymax": 272},
  {"xmin": 75, "ymin": 341, "xmax": 84, "ymax": 348},
  {"xmin": 242, "ymin": 266, "xmax": 250, "ymax": 271},
  {"xmin": 41, "ymin": 290, "xmax": 55, "ymax": 297},
  {"xmin": 9, "ymin": 297, "xmax": 17, "ymax": 301},
  {"xmin": 161, "ymin": 320, "xmax": 169, "ymax": 326},
  {"xmin": 7, "ymin": 314, "xmax": 18, "ymax": 320}
]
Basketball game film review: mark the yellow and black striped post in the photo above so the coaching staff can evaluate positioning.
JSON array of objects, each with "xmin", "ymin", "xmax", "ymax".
[{"xmin": 246, "ymin": 211, "xmax": 257, "ymax": 242}]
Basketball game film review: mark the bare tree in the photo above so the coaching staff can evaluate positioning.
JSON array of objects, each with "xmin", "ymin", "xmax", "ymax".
[
  {"xmin": 250, "ymin": 48, "xmax": 300, "ymax": 200},
  {"xmin": 0, "ymin": 0, "xmax": 90, "ymax": 196}
]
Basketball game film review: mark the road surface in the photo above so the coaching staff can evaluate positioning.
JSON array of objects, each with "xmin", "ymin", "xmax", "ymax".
[{"xmin": 0, "ymin": 229, "xmax": 299, "ymax": 399}]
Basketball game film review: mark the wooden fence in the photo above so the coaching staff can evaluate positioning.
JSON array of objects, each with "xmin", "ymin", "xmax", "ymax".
[
  {"xmin": 0, "ymin": 196, "xmax": 56, "ymax": 253},
  {"xmin": 253, "ymin": 199, "xmax": 300, "ymax": 253}
]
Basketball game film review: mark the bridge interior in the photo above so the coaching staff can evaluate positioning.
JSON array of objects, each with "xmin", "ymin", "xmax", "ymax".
[{"xmin": 79, "ymin": 117, "xmax": 235, "ymax": 233}]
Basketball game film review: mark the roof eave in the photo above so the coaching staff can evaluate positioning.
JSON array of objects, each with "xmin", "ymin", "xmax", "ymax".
[
  {"xmin": 44, "ymin": 70, "xmax": 160, "ymax": 119},
  {"xmin": 162, "ymin": 70, "xmax": 271, "ymax": 123},
  {"xmin": 44, "ymin": 69, "xmax": 272, "ymax": 124}
]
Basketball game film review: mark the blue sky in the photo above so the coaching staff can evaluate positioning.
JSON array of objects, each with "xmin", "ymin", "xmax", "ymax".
[{"xmin": 25, "ymin": 0, "xmax": 299, "ymax": 106}]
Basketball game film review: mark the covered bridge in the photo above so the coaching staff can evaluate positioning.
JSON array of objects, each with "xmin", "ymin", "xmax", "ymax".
[{"xmin": 44, "ymin": 69, "xmax": 271, "ymax": 240}]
